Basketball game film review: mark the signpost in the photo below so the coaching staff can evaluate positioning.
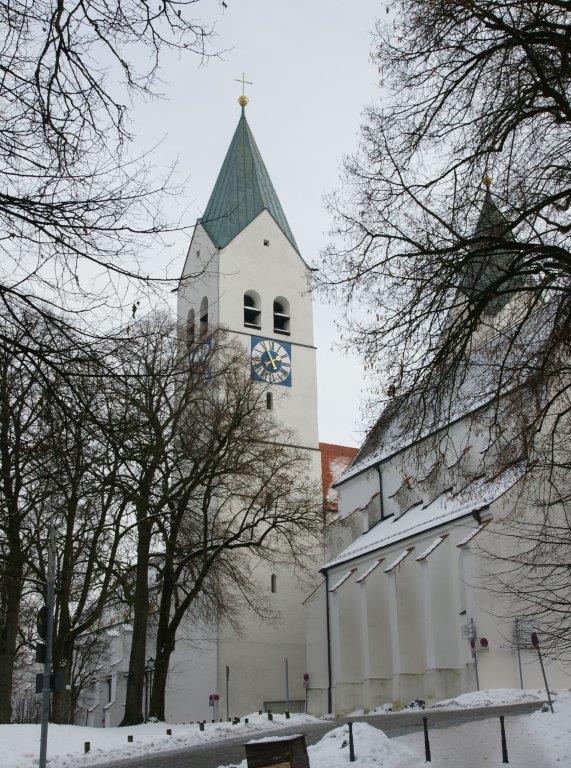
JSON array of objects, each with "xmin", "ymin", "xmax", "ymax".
[
  {"xmin": 284, "ymin": 657, "xmax": 290, "ymax": 714},
  {"xmin": 531, "ymin": 632, "xmax": 554, "ymax": 713},
  {"xmin": 225, "ymin": 666, "xmax": 230, "ymax": 721},
  {"xmin": 461, "ymin": 619, "xmax": 479, "ymax": 691},
  {"xmin": 513, "ymin": 618, "xmax": 540, "ymax": 689},
  {"xmin": 38, "ymin": 525, "xmax": 56, "ymax": 768},
  {"xmin": 303, "ymin": 673, "xmax": 310, "ymax": 714}
]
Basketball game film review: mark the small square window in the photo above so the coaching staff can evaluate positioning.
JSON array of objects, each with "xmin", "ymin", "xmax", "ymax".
[{"xmin": 263, "ymin": 239, "xmax": 270, "ymax": 247}]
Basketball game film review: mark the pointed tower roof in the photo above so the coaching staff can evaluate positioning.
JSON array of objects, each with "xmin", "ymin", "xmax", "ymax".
[
  {"xmin": 199, "ymin": 108, "xmax": 299, "ymax": 252},
  {"xmin": 460, "ymin": 180, "xmax": 519, "ymax": 304}
]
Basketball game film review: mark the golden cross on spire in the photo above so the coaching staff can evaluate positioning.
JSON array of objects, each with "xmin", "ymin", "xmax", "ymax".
[{"xmin": 235, "ymin": 72, "xmax": 252, "ymax": 107}]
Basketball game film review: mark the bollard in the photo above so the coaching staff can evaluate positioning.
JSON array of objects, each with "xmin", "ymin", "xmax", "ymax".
[
  {"xmin": 258, "ymin": 710, "xmax": 262, "ymax": 715},
  {"xmin": 422, "ymin": 716, "xmax": 431, "ymax": 762},
  {"xmin": 166, "ymin": 728, "xmax": 172, "ymax": 736},
  {"xmin": 500, "ymin": 715, "xmax": 509, "ymax": 764},
  {"xmin": 127, "ymin": 735, "xmax": 133, "ymax": 743},
  {"xmin": 84, "ymin": 742, "xmax": 90, "ymax": 754},
  {"xmin": 267, "ymin": 711, "xmax": 273, "ymax": 721},
  {"xmin": 199, "ymin": 721, "xmax": 204, "ymax": 731},
  {"xmin": 348, "ymin": 721, "xmax": 355, "ymax": 762},
  {"xmin": 245, "ymin": 718, "xmax": 249, "ymax": 724},
  {"xmin": 285, "ymin": 710, "xmax": 290, "ymax": 719}
]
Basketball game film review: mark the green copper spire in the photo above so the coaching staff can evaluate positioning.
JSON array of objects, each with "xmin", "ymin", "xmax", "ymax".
[{"xmin": 199, "ymin": 109, "xmax": 299, "ymax": 252}]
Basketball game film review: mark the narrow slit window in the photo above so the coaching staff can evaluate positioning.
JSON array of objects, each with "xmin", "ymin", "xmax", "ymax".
[
  {"xmin": 199, "ymin": 297, "xmax": 208, "ymax": 337},
  {"xmin": 244, "ymin": 290, "xmax": 261, "ymax": 329},
  {"xmin": 266, "ymin": 392, "xmax": 273, "ymax": 410},
  {"xmin": 273, "ymin": 297, "xmax": 290, "ymax": 335},
  {"xmin": 271, "ymin": 574, "xmax": 277, "ymax": 593},
  {"xmin": 186, "ymin": 309, "xmax": 195, "ymax": 346}
]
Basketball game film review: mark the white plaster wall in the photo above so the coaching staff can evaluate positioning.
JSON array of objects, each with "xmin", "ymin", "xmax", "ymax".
[
  {"xmin": 217, "ymin": 211, "xmax": 319, "ymax": 452},
  {"xmin": 337, "ymin": 468, "xmax": 379, "ymax": 520},
  {"xmin": 177, "ymin": 224, "xmax": 220, "ymax": 333},
  {"xmin": 216, "ymin": 557, "xmax": 310, "ymax": 716},
  {"xmin": 304, "ymin": 582, "xmax": 329, "ymax": 713}
]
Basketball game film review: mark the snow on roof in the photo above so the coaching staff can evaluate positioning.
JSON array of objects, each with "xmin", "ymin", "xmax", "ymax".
[
  {"xmin": 384, "ymin": 548, "xmax": 414, "ymax": 573},
  {"xmin": 335, "ymin": 306, "xmax": 552, "ymax": 488},
  {"xmin": 328, "ymin": 568, "xmax": 356, "ymax": 592},
  {"xmin": 320, "ymin": 442, "xmax": 359, "ymax": 511},
  {"xmin": 456, "ymin": 519, "xmax": 491, "ymax": 547},
  {"xmin": 323, "ymin": 464, "xmax": 523, "ymax": 570},
  {"xmin": 355, "ymin": 558, "xmax": 384, "ymax": 583},
  {"xmin": 416, "ymin": 534, "xmax": 448, "ymax": 561}
]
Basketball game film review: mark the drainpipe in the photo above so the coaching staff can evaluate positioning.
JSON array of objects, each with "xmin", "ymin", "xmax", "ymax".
[
  {"xmin": 324, "ymin": 570, "xmax": 333, "ymax": 714},
  {"xmin": 376, "ymin": 464, "xmax": 385, "ymax": 520}
]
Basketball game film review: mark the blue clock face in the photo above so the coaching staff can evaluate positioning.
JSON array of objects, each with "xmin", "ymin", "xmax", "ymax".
[{"xmin": 251, "ymin": 337, "xmax": 292, "ymax": 387}]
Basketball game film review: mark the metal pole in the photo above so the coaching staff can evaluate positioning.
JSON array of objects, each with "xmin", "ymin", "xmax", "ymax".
[
  {"xmin": 423, "ymin": 716, "xmax": 431, "ymax": 762},
  {"xmin": 39, "ymin": 524, "xmax": 56, "ymax": 768},
  {"xmin": 284, "ymin": 657, "xmax": 289, "ymax": 714},
  {"xmin": 536, "ymin": 646, "xmax": 554, "ymax": 713},
  {"xmin": 225, "ymin": 666, "xmax": 230, "ymax": 721},
  {"xmin": 500, "ymin": 715, "xmax": 509, "ymax": 763},
  {"xmin": 473, "ymin": 645, "xmax": 480, "ymax": 691},
  {"xmin": 348, "ymin": 721, "xmax": 355, "ymax": 762},
  {"xmin": 515, "ymin": 620, "xmax": 523, "ymax": 689}
]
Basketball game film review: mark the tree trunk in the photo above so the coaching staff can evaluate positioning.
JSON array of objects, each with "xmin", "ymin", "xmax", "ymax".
[
  {"xmin": 51, "ymin": 636, "xmax": 74, "ymax": 724},
  {"xmin": 0, "ymin": 557, "xmax": 23, "ymax": 723},
  {"xmin": 147, "ymin": 560, "xmax": 174, "ymax": 722},
  {"xmin": 120, "ymin": 521, "xmax": 151, "ymax": 726}
]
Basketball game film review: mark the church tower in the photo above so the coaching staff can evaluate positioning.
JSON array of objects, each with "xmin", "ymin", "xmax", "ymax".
[{"xmin": 176, "ymin": 96, "xmax": 321, "ymax": 717}]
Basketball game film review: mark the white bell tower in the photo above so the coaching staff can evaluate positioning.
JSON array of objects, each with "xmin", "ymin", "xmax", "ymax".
[{"xmin": 176, "ymin": 93, "xmax": 321, "ymax": 717}]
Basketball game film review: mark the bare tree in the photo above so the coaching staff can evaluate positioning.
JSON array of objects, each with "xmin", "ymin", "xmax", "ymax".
[
  {"xmin": 320, "ymin": 0, "xmax": 570, "ymax": 654},
  {"xmin": 147, "ymin": 332, "xmax": 321, "ymax": 720},
  {"xmin": 111, "ymin": 317, "xmax": 321, "ymax": 724},
  {"xmin": 0, "ymin": 313, "xmax": 52, "ymax": 722},
  {"xmin": 0, "ymin": 1, "xmax": 218, "ymax": 368},
  {"xmin": 28, "ymin": 361, "xmax": 128, "ymax": 724}
]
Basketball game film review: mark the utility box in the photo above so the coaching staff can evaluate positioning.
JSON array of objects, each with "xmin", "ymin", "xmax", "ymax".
[{"xmin": 244, "ymin": 733, "xmax": 310, "ymax": 768}]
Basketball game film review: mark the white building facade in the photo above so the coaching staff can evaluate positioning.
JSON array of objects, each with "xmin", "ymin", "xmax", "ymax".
[{"xmin": 304, "ymin": 191, "xmax": 571, "ymax": 715}]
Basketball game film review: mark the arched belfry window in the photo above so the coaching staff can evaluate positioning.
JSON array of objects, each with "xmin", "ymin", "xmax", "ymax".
[
  {"xmin": 199, "ymin": 297, "xmax": 208, "ymax": 337},
  {"xmin": 273, "ymin": 297, "xmax": 290, "ymax": 335},
  {"xmin": 186, "ymin": 309, "xmax": 195, "ymax": 346},
  {"xmin": 271, "ymin": 574, "xmax": 277, "ymax": 593},
  {"xmin": 244, "ymin": 290, "xmax": 261, "ymax": 329}
]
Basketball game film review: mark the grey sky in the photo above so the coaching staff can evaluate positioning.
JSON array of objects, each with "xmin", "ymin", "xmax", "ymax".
[{"xmin": 132, "ymin": 0, "xmax": 382, "ymax": 447}]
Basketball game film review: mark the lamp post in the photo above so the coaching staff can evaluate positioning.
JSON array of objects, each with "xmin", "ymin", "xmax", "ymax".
[{"xmin": 144, "ymin": 657, "xmax": 155, "ymax": 720}]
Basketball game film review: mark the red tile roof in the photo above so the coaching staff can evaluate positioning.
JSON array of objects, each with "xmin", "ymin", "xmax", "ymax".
[{"xmin": 320, "ymin": 442, "xmax": 359, "ymax": 511}]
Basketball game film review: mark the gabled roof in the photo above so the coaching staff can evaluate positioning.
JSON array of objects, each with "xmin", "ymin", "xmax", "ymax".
[
  {"xmin": 320, "ymin": 442, "xmax": 359, "ymax": 511},
  {"xmin": 199, "ymin": 108, "xmax": 299, "ymax": 252}
]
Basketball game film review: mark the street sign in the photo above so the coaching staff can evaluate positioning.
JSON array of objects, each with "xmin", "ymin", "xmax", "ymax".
[{"xmin": 461, "ymin": 618, "xmax": 475, "ymax": 640}]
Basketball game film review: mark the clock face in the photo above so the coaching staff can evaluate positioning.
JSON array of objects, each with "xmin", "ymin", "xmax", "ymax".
[{"xmin": 251, "ymin": 337, "xmax": 292, "ymax": 387}]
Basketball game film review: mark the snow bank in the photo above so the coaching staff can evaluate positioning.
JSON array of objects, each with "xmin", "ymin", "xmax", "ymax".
[
  {"xmin": 430, "ymin": 688, "xmax": 544, "ymax": 709},
  {"xmin": 0, "ymin": 712, "xmax": 319, "ymax": 768},
  {"xmin": 227, "ymin": 722, "xmax": 414, "ymax": 768}
]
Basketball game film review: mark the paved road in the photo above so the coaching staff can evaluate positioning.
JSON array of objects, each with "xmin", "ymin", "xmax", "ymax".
[{"xmin": 91, "ymin": 701, "xmax": 543, "ymax": 768}]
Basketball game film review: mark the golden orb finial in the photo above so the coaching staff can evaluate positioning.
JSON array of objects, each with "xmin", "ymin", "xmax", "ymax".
[
  {"xmin": 235, "ymin": 73, "xmax": 252, "ymax": 109},
  {"xmin": 482, "ymin": 173, "xmax": 492, "ymax": 189}
]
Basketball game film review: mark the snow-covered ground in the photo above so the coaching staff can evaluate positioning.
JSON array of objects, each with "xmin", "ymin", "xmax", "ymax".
[
  {"xmin": 232, "ymin": 722, "xmax": 414, "ymax": 768},
  {"xmin": 3, "ymin": 691, "xmax": 569, "ymax": 768},
  {"xmin": 430, "ymin": 687, "xmax": 544, "ymax": 709},
  {"xmin": 0, "ymin": 711, "xmax": 318, "ymax": 768},
  {"xmin": 221, "ymin": 689, "xmax": 570, "ymax": 768}
]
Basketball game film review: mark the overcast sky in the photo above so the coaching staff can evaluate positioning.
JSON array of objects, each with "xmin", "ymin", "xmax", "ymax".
[{"xmin": 131, "ymin": 0, "xmax": 382, "ymax": 447}]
